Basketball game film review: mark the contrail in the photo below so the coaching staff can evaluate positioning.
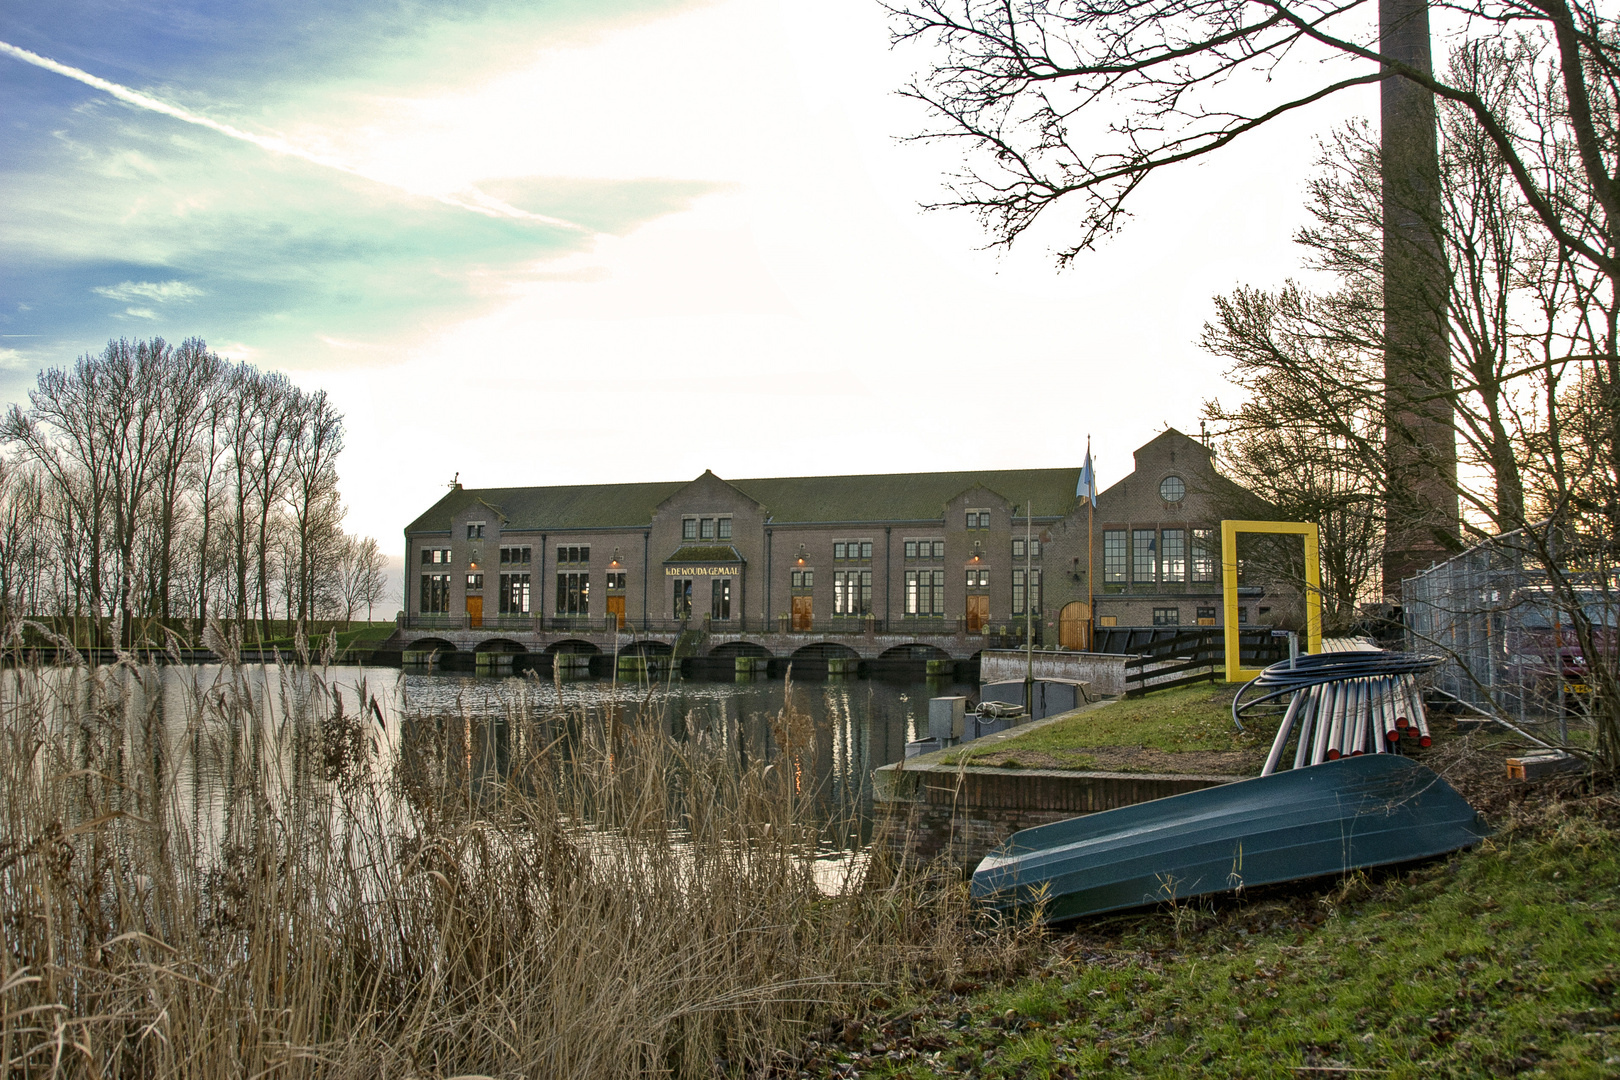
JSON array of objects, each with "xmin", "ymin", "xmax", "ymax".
[{"xmin": 0, "ymin": 39, "xmax": 586, "ymax": 231}]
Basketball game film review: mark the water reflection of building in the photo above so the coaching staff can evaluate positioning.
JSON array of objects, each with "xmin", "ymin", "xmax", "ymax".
[{"xmin": 403, "ymin": 429, "xmax": 1271, "ymax": 645}]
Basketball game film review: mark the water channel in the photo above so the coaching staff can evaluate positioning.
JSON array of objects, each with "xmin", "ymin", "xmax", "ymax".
[{"xmin": 6, "ymin": 662, "xmax": 975, "ymax": 841}]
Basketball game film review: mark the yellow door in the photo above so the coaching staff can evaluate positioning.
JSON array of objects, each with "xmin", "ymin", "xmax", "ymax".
[
  {"xmin": 466, "ymin": 595, "xmax": 483, "ymax": 628},
  {"xmin": 606, "ymin": 595, "xmax": 626, "ymax": 629},
  {"xmin": 966, "ymin": 594, "xmax": 989, "ymax": 633},
  {"xmin": 1059, "ymin": 601, "xmax": 1091, "ymax": 650},
  {"xmin": 791, "ymin": 595, "xmax": 813, "ymax": 631}
]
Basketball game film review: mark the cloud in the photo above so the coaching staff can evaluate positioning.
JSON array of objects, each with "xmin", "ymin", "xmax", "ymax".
[
  {"xmin": 0, "ymin": 39, "xmax": 589, "ymax": 231},
  {"xmin": 93, "ymin": 279, "xmax": 206, "ymax": 303}
]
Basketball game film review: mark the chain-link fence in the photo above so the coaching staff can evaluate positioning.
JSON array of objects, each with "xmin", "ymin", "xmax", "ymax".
[{"xmin": 1402, "ymin": 527, "xmax": 1616, "ymax": 740}]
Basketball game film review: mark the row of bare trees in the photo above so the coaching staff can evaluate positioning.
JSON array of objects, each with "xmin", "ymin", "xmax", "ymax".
[{"xmin": 0, "ymin": 338, "xmax": 388, "ymax": 646}]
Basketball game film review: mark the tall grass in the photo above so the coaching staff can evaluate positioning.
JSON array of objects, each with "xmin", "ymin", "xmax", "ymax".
[{"xmin": 0, "ymin": 641, "xmax": 1033, "ymax": 1078}]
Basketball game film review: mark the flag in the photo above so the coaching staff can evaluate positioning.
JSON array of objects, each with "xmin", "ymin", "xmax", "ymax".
[{"xmin": 1077, "ymin": 439, "xmax": 1097, "ymax": 507}]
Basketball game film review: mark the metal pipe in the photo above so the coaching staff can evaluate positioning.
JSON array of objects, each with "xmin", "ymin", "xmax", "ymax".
[
  {"xmin": 1325, "ymin": 680, "xmax": 1344, "ymax": 761},
  {"xmin": 1348, "ymin": 679, "xmax": 1368, "ymax": 756},
  {"xmin": 1406, "ymin": 676, "xmax": 1431, "ymax": 747},
  {"xmin": 1292, "ymin": 684, "xmax": 1318, "ymax": 770},
  {"xmin": 1263, "ymin": 689, "xmax": 1307, "ymax": 776},
  {"xmin": 1313, "ymin": 681, "xmax": 1339, "ymax": 765}
]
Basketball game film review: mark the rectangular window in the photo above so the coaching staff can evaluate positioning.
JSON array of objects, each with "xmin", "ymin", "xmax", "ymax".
[
  {"xmin": 606, "ymin": 572, "xmax": 627, "ymax": 590},
  {"xmin": 1103, "ymin": 530, "xmax": 1127, "ymax": 584},
  {"xmin": 466, "ymin": 523, "xmax": 485, "ymax": 540},
  {"xmin": 466, "ymin": 573, "xmax": 483, "ymax": 591},
  {"xmin": 700, "ymin": 518, "xmax": 716, "ymax": 540},
  {"xmin": 1013, "ymin": 569, "xmax": 1043, "ymax": 615},
  {"xmin": 673, "ymin": 578, "xmax": 693, "ymax": 620},
  {"xmin": 833, "ymin": 571, "xmax": 873, "ymax": 615},
  {"xmin": 554, "ymin": 573, "xmax": 588, "ymax": 615},
  {"xmin": 420, "ymin": 574, "xmax": 451, "ymax": 614},
  {"xmin": 1098, "ymin": 615, "xmax": 1117, "ymax": 627},
  {"xmin": 791, "ymin": 569, "xmax": 802, "ymax": 589},
  {"xmin": 966, "ymin": 568, "xmax": 989, "ymax": 589},
  {"xmin": 1161, "ymin": 529, "xmax": 1186, "ymax": 583},
  {"xmin": 1133, "ymin": 530, "xmax": 1157, "ymax": 583},
  {"xmin": 558, "ymin": 546, "xmax": 566, "ymax": 565},
  {"xmin": 1191, "ymin": 528, "xmax": 1218, "ymax": 583},
  {"xmin": 904, "ymin": 540, "xmax": 918, "ymax": 559},
  {"xmin": 1237, "ymin": 607, "xmax": 1248, "ymax": 623},
  {"xmin": 717, "ymin": 517, "xmax": 732, "ymax": 539},
  {"xmin": 860, "ymin": 541, "xmax": 872, "ymax": 560},
  {"xmin": 499, "ymin": 546, "xmax": 531, "ymax": 565},
  {"xmin": 682, "ymin": 518, "xmax": 698, "ymax": 541},
  {"xmin": 905, "ymin": 570, "xmax": 945, "ymax": 616},
  {"xmin": 500, "ymin": 573, "xmax": 531, "ymax": 614},
  {"xmin": 834, "ymin": 542, "xmax": 847, "ymax": 560},
  {"xmin": 1153, "ymin": 607, "xmax": 1180, "ymax": 626},
  {"xmin": 711, "ymin": 578, "xmax": 731, "ymax": 620},
  {"xmin": 1197, "ymin": 606, "xmax": 1217, "ymax": 625},
  {"xmin": 1030, "ymin": 539, "xmax": 1041, "ymax": 558},
  {"xmin": 932, "ymin": 540, "xmax": 945, "ymax": 559},
  {"xmin": 422, "ymin": 574, "xmax": 448, "ymax": 613},
  {"xmin": 1013, "ymin": 538, "xmax": 1025, "ymax": 557},
  {"xmin": 421, "ymin": 547, "xmax": 452, "ymax": 565}
]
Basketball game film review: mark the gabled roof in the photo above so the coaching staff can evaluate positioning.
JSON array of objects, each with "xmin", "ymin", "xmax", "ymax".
[
  {"xmin": 729, "ymin": 468, "xmax": 1081, "ymax": 523},
  {"xmin": 406, "ymin": 480, "xmax": 688, "ymax": 534},
  {"xmin": 405, "ymin": 467, "xmax": 1082, "ymax": 534}
]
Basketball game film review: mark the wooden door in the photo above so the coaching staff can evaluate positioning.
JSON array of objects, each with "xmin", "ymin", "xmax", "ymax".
[
  {"xmin": 606, "ymin": 595, "xmax": 626, "ymax": 629},
  {"xmin": 466, "ymin": 595, "xmax": 483, "ymax": 628},
  {"xmin": 966, "ymin": 594, "xmax": 989, "ymax": 633},
  {"xmin": 791, "ymin": 595, "xmax": 813, "ymax": 631},
  {"xmin": 1059, "ymin": 601, "xmax": 1091, "ymax": 651}
]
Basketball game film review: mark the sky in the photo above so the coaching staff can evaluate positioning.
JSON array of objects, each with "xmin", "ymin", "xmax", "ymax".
[{"xmin": 0, "ymin": 0, "xmax": 1380, "ymax": 595}]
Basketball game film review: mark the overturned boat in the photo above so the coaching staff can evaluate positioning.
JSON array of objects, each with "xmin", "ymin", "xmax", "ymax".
[{"xmin": 971, "ymin": 754, "xmax": 1489, "ymax": 923}]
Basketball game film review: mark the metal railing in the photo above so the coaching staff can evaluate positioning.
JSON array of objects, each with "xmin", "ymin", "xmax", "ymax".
[{"xmin": 400, "ymin": 611, "xmax": 1044, "ymax": 642}]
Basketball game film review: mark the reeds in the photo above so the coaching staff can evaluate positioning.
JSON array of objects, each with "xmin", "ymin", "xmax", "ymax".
[{"xmin": 0, "ymin": 649, "xmax": 1034, "ymax": 1078}]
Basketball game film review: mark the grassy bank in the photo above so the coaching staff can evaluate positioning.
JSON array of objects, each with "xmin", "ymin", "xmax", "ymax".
[
  {"xmin": 950, "ymin": 684, "xmax": 1269, "ymax": 775},
  {"xmin": 792, "ymin": 761, "xmax": 1620, "ymax": 1079},
  {"xmin": 0, "ymin": 659, "xmax": 1034, "ymax": 1078}
]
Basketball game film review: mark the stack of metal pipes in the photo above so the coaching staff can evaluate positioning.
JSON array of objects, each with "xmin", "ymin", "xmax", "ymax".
[
  {"xmin": 1261, "ymin": 673, "xmax": 1432, "ymax": 775},
  {"xmin": 1234, "ymin": 648, "xmax": 1445, "ymax": 777}
]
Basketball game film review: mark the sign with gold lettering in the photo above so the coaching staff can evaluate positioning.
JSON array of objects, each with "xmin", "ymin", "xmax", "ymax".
[{"xmin": 665, "ymin": 565, "xmax": 739, "ymax": 577}]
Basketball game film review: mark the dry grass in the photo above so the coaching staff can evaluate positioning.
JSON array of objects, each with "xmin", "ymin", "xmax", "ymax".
[{"xmin": 0, "ymin": 641, "xmax": 1038, "ymax": 1078}]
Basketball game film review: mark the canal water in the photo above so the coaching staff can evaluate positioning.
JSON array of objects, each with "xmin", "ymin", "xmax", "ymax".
[
  {"xmin": 401, "ymin": 666, "xmax": 974, "ymax": 828},
  {"xmin": 5, "ymin": 662, "xmax": 973, "ymax": 840}
]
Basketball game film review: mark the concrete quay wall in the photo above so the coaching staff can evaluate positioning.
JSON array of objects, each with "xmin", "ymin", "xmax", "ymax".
[{"xmin": 978, "ymin": 650, "xmax": 1133, "ymax": 696}]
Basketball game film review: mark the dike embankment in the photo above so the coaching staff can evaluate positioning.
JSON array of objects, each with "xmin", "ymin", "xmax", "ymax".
[{"xmin": 872, "ymin": 698, "xmax": 1243, "ymax": 864}]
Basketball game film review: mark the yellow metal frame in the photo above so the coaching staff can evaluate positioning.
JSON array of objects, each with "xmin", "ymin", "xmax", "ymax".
[{"xmin": 1222, "ymin": 520, "xmax": 1323, "ymax": 682}]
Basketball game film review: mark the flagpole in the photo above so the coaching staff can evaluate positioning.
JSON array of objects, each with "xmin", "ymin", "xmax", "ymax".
[
  {"xmin": 1025, "ymin": 501, "xmax": 1034, "ymax": 712},
  {"xmin": 1086, "ymin": 436, "xmax": 1095, "ymax": 652}
]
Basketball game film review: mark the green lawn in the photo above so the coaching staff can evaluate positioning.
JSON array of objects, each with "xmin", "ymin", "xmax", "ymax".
[
  {"xmin": 948, "ymin": 684, "xmax": 1274, "ymax": 774},
  {"xmin": 250, "ymin": 622, "xmax": 398, "ymax": 658},
  {"xmin": 798, "ymin": 790, "xmax": 1620, "ymax": 1078}
]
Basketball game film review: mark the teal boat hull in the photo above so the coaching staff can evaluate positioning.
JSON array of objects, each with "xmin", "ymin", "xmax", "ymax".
[{"xmin": 971, "ymin": 755, "xmax": 1489, "ymax": 923}]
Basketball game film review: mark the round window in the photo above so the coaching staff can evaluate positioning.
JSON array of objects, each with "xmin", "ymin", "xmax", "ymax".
[{"xmin": 1159, "ymin": 476, "xmax": 1186, "ymax": 502}]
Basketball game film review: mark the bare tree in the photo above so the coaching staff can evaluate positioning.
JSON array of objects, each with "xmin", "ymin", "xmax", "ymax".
[
  {"xmin": 332, "ymin": 534, "xmax": 388, "ymax": 626},
  {"xmin": 285, "ymin": 388, "xmax": 345, "ymax": 624}
]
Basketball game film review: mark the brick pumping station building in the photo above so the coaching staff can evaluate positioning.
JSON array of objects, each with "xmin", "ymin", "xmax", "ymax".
[{"xmin": 394, "ymin": 429, "xmax": 1274, "ymax": 665}]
